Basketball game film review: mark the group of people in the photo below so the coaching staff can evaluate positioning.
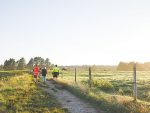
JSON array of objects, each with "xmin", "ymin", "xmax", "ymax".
[{"xmin": 33, "ymin": 64, "xmax": 59, "ymax": 84}]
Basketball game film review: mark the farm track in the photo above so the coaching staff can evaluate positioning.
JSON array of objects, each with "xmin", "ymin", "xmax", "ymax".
[{"xmin": 38, "ymin": 80, "xmax": 105, "ymax": 113}]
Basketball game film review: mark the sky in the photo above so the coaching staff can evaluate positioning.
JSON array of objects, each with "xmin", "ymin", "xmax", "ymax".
[{"xmin": 0, "ymin": 0, "xmax": 150, "ymax": 66}]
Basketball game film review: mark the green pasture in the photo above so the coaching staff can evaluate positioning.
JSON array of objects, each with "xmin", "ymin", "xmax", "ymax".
[
  {"xmin": 54, "ymin": 70, "xmax": 150, "ymax": 102},
  {"xmin": 0, "ymin": 70, "xmax": 33, "ymax": 82},
  {"xmin": 0, "ymin": 71, "xmax": 67, "ymax": 113}
]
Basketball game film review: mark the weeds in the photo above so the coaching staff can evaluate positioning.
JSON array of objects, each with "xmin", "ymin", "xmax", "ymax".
[
  {"xmin": 0, "ymin": 72, "xmax": 67, "ymax": 113},
  {"xmin": 56, "ymin": 78, "xmax": 150, "ymax": 113}
]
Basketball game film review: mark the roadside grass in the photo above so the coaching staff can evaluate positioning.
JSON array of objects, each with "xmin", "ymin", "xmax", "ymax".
[
  {"xmin": 55, "ymin": 71, "xmax": 150, "ymax": 102},
  {"xmin": 0, "ymin": 70, "xmax": 32, "ymax": 82},
  {"xmin": 0, "ymin": 71, "xmax": 67, "ymax": 113},
  {"xmin": 55, "ymin": 78, "xmax": 150, "ymax": 113},
  {"xmin": 46, "ymin": 70, "xmax": 150, "ymax": 113}
]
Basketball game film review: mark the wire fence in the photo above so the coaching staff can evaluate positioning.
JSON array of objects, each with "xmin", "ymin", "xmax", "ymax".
[
  {"xmin": 48, "ymin": 66, "xmax": 150, "ymax": 102},
  {"xmin": 1, "ymin": 67, "xmax": 150, "ymax": 102}
]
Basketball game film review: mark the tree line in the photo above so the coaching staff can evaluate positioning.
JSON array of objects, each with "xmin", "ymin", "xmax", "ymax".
[
  {"xmin": 0, "ymin": 57, "xmax": 54, "ymax": 71},
  {"xmin": 58, "ymin": 65, "xmax": 117, "ymax": 71},
  {"xmin": 117, "ymin": 61, "xmax": 150, "ymax": 71}
]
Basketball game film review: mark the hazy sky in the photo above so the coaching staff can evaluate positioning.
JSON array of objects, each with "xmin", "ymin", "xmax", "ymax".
[{"xmin": 0, "ymin": 0, "xmax": 150, "ymax": 66}]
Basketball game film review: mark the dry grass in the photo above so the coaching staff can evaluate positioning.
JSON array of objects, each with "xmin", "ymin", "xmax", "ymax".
[
  {"xmin": 55, "ymin": 78, "xmax": 150, "ymax": 113},
  {"xmin": 0, "ymin": 71, "xmax": 67, "ymax": 113}
]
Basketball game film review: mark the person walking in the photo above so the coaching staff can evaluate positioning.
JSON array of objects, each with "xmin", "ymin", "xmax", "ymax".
[
  {"xmin": 41, "ymin": 66, "xmax": 47, "ymax": 84},
  {"xmin": 33, "ymin": 64, "xmax": 40, "ymax": 84},
  {"xmin": 52, "ymin": 65, "xmax": 59, "ymax": 82}
]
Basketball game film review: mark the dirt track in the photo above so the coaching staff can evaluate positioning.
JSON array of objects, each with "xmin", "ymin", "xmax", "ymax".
[{"xmin": 38, "ymin": 80, "xmax": 105, "ymax": 113}]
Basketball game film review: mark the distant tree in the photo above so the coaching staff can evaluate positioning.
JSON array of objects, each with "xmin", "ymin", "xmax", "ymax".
[
  {"xmin": 33, "ymin": 57, "xmax": 45, "ymax": 68},
  {"xmin": 85, "ymin": 65, "xmax": 89, "ymax": 71},
  {"xmin": 142, "ymin": 62, "xmax": 150, "ymax": 71},
  {"xmin": 9, "ymin": 58, "xmax": 16, "ymax": 70},
  {"xmin": 3, "ymin": 58, "xmax": 16, "ymax": 71},
  {"xmin": 127, "ymin": 62, "xmax": 134, "ymax": 71},
  {"xmin": 136, "ymin": 62, "xmax": 145, "ymax": 71},
  {"xmin": 33, "ymin": 57, "xmax": 51, "ymax": 69},
  {"xmin": 45, "ymin": 58, "xmax": 51, "ymax": 70},
  {"xmin": 117, "ymin": 61, "xmax": 149, "ymax": 71},
  {"xmin": 39, "ymin": 57, "xmax": 45, "ymax": 68},
  {"xmin": 117, "ymin": 62, "xmax": 129, "ymax": 71},
  {"xmin": 3, "ymin": 60, "xmax": 9, "ymax": 71},
  {"xmin": 27, "ymin": 58, "xmax": 34, "ymax": 71},
  {"xmin": 0, "ymin": 65, "xmax": 4, "ymax": 71},
  {"xmin": 92, "ymin": 64, "xmax": 96, "ymax": 71},
  {"xmin": 2, "ymin": 56, "xmax": 54, "ymax": 71},
  {"xmin": 50, "ymin": 64, "xmax": 55, "ymax": 70},
  {"xmin": 17, "ymin": 57, "xmax": 26, "ymax": 70}
]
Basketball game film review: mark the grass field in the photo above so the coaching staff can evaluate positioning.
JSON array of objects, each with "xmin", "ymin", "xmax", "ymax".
[
  {"xmin": 46, "ymin": 70, "xmax": 150, "ymax": 113},
  {"xmin": 55, "ymin": 71, "xmax": 150, "ymax": 101},
  {"xmin": 1, "ymin": 70, "xmax": 150, "ymax": 112},
  {"xmin": 0, "ymin": 71, "xmax": 67, "ymax": 113}
]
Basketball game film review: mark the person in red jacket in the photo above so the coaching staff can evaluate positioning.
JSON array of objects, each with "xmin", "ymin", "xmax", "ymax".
[{"xmin": 33, "ymin": 64, "xmax": 40, "ymax": 84}]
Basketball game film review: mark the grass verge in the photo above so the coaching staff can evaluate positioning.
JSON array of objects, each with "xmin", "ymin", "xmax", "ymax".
[
  {"xmin": 0, "ymin": 73, "xmax": 67, "ymax": 113},
  {"xmin": 55, "ymin": 78, "xmax": 150, "ymax": 113}
]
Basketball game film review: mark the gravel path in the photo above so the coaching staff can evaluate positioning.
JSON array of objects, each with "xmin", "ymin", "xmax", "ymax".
[{"xmin": 38, "ymin": 80, "xmax": 105, "ymax": 113}]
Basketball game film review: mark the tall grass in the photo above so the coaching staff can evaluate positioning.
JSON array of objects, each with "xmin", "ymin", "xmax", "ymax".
[
  {"xmin": 0, "ymin": 71, "xmax": 67, "ymax": 113},
  {"xmin": 56, "ymin": 78, "xmax": 150, "ymax": 113},
  {"xmin": 57, "ymin": 71, "xmax": 150, "ymax": 101},
  {"xmin": 48, "ymin": 70, "xmax": 150, "ymax": 113}
]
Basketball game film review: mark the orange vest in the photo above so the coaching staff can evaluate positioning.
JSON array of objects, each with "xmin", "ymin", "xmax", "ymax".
[{"xmin": 34, "ymin": 66, "xmax": 39, "ymax": 76}]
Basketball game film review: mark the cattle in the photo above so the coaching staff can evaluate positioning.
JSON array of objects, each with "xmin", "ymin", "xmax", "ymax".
[{"xmin": 62, "ymin": 68, "xmax": 67, "ymax": 70}]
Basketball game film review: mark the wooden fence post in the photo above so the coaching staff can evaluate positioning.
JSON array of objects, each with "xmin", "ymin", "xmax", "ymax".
[
  {"xmin": 134, "ymin": 63, "xmax": 137, "ymax": 101},
  {"xmin": 89, "ymin": 67, "xmax": 91, "ymax": 88},
  {"xmin": 75, "ymin": 68, "xmax": 76, "ymax": 82}
]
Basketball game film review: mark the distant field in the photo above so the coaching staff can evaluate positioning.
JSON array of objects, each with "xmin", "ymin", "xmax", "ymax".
[{"xmin": 52, "ymin": 70, "xmax": 150, "ymax": 102}]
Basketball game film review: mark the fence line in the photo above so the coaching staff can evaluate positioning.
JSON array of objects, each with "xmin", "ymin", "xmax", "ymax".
[
  {"xmin": 134, "ymin": 63, "xmax": 137, "ymax": 101},
  {"xmin": 75, "ymin": 68, "xmax": 76, "ymax": 82}
]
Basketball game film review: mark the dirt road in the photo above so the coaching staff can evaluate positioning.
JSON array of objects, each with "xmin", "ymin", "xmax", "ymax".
[{"xmin": 38, "ymin": 80, "xmax": 105, "ymax": 113}]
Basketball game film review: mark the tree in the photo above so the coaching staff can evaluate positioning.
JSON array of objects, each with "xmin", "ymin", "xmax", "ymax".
[
  {"xmin": 117, "ymin": 62, "xmax": 128, "ymax": 71},
  {"xmin": 33, "ymin": 57, "xmax": 51, "ymax": 69},
  {"xmin": 3, "ymin": 60, "xmax": 9, "ymax": 71},
  {"xmin": 27, "ymin": 58, "xmax": 34, "ymax": 71},
  {"xmin": 127, "ymin": 62, "xmax": 134, "ymax": 71},
  {"xmin": 17, "ymin": 57, "xmax": 26, "ymax": 70},
  {"xmin": 39, "ymin": 57, "xmax": 45, "ymax": 68},
  {"xmin": 34, "ymin": 57, "xmax": 40, "ymax": 65},
  {"xmin": 33, "ymin": 57, "xmax": 45, "ymax": 68},
  {"xmin": 0, "ymin": 65, "xmax": 4, "ymax": 71},
  {"xmin": 9, "ymin": 58, "xmax": 16, "ymax": 70},
  {"xmin": 3, "ymin": 58, "xmax": 16, "ymax": 71},
  {"xmin": 85, "ymin": 65, "xmax": 89, "ymax": 71},
  {"xmin": 136, "ymin": 62, "xmax": 145, "ymax": 71},
  {"xmin": 45, "ymin": 58, "xmax": 51, "ymax": 70},
  {"xmin": 50, "ymin": 64, "xmax": 55, "ymax": 70},
  {"xmin": 92, "ymin": 64, "xmax": 96, "ymax": 71}
]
